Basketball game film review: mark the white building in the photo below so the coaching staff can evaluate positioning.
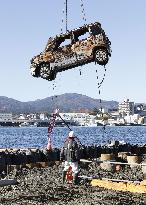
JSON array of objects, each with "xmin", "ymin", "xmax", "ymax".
[
  {"xmin": 124, "ymin": 114, "xmax": 142, "ymax": 124},
  {"xmin": 18, "ymin": 114, "xmax": 26, "ymax": 120},
  {"xmin": 0, "ymin": 113, "xmax": 12, "ymax": 121},
  {"xmin": 58, "ymin": 113, "xmax": 89, "ymax": 126},
  {"xmin": 119, "ymin": 99, "xmax": 134, "ymax": 116},
  {"xmin": 40, "ymin": 113, "xmax": 48, "ymax": 121}
]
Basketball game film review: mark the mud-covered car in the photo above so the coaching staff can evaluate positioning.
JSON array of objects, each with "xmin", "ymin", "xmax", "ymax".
[{"xmin": 30, "ymin": 22, "xmax": 111, "ymax": 81}]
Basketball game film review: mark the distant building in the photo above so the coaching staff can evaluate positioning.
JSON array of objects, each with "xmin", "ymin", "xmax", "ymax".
[
  {"xmin": 99, "ymin": 107, "xmax": 108, "ymax": 113},
  {"xmin": 18, "ymin": 114, "xmax": 26, "ymax": 120},
  {"xmin": 118, "ymin": 99, "xmax": 134, "ymax": 117},
  {"xmin": 40, "ymin": 113, "xmax": 49, "ymax": 121},
  {"xmin": 58, "ymin": 113, "xmax": 89, "ymax": 126},
  {"xmin": 0, "ymin": 113, "xmax": 12, "ymax": 121},
  {"xmin": 110, "ymin": 111, "xmax": 119, "ymax": 120}
]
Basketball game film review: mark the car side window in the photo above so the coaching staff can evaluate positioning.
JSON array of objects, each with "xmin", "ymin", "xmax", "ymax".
[
  {"xmin": 72, "ymin": 28, "xmax": 90, "ymax": 43},
  {"xmin": 77, "ymin": 31, "xmax": 90, "ymax": 41},
  {"xmin": 57, "ymin": 36, "xmax": 71, "ymax": 48}
]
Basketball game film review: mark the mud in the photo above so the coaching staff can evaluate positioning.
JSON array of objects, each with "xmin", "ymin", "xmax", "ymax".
[{"xmin": 0, "ymin": 162, "xmax": 146, "ymax": 205}]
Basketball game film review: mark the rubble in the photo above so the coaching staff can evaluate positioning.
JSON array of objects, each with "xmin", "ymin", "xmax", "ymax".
[
  {"xmin": 1, "ymin": 143, "xmax": 146, "ymax": 170},
  {"xmin": 0, "ymin": 162, "xmax": 145, "ymax": 205}
]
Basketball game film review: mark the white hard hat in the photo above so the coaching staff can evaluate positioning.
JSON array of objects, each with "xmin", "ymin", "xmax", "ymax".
[{"xmin": 68, "ymin": 131, "xmax": 74, "ymax": 138}]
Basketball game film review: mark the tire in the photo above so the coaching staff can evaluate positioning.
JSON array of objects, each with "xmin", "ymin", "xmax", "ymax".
[
  {"xmin": 40, "ymin": 62, "xmax": 56, "ymax": 81},
  {"xmin": 95, "ymin": 48, "xmax": 109, "ymax": 65},
  {"xmin": 40, "ymin": 63, "xmax": 51, "ymax": 79},
  {"xmin": 48, "ymin": 71, "xmax": 56, "ymax": 81}
]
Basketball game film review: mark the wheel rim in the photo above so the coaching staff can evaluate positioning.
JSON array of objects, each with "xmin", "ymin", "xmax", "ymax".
[
  {"xmin": 95, "ymin": 49, "xmax": 108, "ymax": 64},
  {"xmin": 40, "ymin": 63, "xmax": 50, "ymax": 79}
]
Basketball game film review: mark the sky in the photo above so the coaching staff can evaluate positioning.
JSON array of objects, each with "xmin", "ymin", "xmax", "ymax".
[{"xmin": 0, "ymin": 0, "xmax": 146, "ymax": 103}]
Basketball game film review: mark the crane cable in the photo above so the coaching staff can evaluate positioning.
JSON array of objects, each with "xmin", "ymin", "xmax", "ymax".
[
  {"xmin": 78, "ymin": 0, "xmax": 87, "ymax": 76},
  {"xmin": 80, "ymin": 0, "xmax": 87, "ymax": 24},
  {"xmin": 65, "ymin": 0, "xmax": 68, "ymax": 32},
  {"xmin": 61, "ymin": 0, "xmax": 68, "ymax": 33},
  {"xmin": 61, "ymin": 0, "xmax": 87, "ymax": 33}
]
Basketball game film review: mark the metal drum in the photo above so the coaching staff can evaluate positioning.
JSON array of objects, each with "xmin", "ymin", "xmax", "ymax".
[
  {"xmin": 118, "ymin": 152, "xmax": 130, "ymax": 162},
  {"xmin": 127, "ymin": 155, "xmax": 142, "ymax": 168},
  {"xmin": 100, "ymin": 153, "xmax": 115, "ymax": 172}
]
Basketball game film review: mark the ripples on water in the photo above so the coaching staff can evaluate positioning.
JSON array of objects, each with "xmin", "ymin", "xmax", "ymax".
[{"xmin": 0, "ymin": 126, "xmax": 146, "ymax": 148}]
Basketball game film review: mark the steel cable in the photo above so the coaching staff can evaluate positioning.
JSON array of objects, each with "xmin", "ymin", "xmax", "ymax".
[{"xmin": 80, "ymin": 0, "xmax": 87, "ymax": 24}]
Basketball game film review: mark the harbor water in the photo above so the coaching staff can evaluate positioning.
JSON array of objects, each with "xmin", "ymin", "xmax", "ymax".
[{"xmin": 0, "ymin": 126, "xmax": 146, "ymax": 149}]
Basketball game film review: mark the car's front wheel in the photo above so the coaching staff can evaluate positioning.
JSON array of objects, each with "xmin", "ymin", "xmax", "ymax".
[
  {"xmin": 95, "ymin": 48, "xmax": 109, "ymax": 66},
  {"xmin": 40, "ymin": 63, "xmax": 51, "ymax": 79},
  {"xmin": 40, "ymin": 63, "xmax": 56, "ymax": 81}
]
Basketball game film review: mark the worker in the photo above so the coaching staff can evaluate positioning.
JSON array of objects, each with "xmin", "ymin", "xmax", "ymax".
[{"xmin": 60, "ymin": 131, "xmax": 80, "ymax": 185}]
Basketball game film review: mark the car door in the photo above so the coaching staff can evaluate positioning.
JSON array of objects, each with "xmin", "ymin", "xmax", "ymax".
[
  {"xmin": 52, "ymin": 34, "xmax": 76, "ymax": 71},
  {"xmin": 71, "ymin": 28, "xmax": 93, "ymax": 63}
]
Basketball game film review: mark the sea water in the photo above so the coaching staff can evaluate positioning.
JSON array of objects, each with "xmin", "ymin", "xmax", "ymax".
[{"xmin": 0, "ymin": 126, "xmax": 146, "ymax": 149}]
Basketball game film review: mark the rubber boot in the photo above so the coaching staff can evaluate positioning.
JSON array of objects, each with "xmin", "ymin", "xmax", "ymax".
[
  {"xmin": 73, "ymin": 173, "xmax": 79, "ymax": 185},
  {"xmin": 62, "ymin": 171, "xmax": 67, "ymax": 184}
]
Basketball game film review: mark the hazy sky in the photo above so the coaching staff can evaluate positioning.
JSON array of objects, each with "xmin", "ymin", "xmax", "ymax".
[{"xmin": 0, "ymin": 0, "xmax": 146, "ymax": 103}]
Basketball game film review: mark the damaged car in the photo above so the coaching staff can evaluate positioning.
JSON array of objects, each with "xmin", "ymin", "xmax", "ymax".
[{"xmin": 30, "ymin": 22, "xmax": 111, "ymax": 81}]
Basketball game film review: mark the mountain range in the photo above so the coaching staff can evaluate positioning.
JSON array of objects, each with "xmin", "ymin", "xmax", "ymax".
[{"xmin": 0, "ymin": 93, "xmax": 118, "ymax": 113}]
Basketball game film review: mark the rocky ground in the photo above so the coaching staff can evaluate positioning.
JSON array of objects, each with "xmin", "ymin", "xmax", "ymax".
[{"xmin": 0, "ymin": 162, "xmax": 146, "ymax": 205}]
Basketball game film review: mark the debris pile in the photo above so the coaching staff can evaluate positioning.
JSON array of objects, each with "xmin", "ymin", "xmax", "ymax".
[
  {"xmin": 0, "ymin": 162, "xmax": 145, "ymax": 205},
  {"xmin": 1, "ymin": 142, "xmax": 146, "ymax": 173}
]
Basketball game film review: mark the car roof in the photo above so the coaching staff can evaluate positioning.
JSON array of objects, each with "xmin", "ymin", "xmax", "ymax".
[{"xmin": 52, "ymin": 22, "xmax": 101, "ymax": 40}]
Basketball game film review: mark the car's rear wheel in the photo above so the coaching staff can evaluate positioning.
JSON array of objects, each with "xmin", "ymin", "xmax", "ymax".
[{"xmin": 95, "ymin": 48, "xmax": 109, "ymax": 65}]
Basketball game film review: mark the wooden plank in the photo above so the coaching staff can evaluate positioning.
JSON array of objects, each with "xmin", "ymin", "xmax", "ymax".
[
  {"xmin": 78, "ymin": 175, "xmax": 93, "ymax": 180},
  {"xmin": 91, "ymin": 179, "xmax": 146, "ymax": 194},
  {"xmin": 102, "ymin": 177, "xmax": 140, "ymax": 184},
  {"xmin": 79, "ymin": 175, "xmax": 140, "ymax": 184},
  {"xmin": 80, "ymin": 159, "xmax": 146, "ymax": 166},
  {"xmin": 80, "ymin": 159, "xmax": 92, "ymax": 163},
  {"xmin": 99, "ymin": 160, "xmax": 146, "ymax": 166}
]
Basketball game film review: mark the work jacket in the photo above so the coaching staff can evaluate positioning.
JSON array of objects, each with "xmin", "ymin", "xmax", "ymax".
[{"xmin": 60, "ymin": 138, "xmax": 80, "ymax": 162}]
